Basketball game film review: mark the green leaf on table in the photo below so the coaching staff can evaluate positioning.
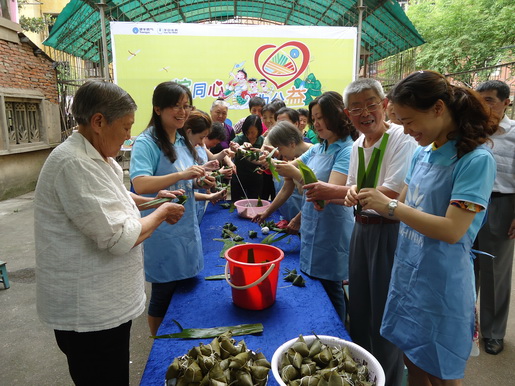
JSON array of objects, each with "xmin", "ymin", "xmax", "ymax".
[
  {"xmin": 205, "ymin": 274, "xmax": 226, "ymax": 280},
  {"xmin": 152, "ymin": 321, "xmax": 264, "ymax": 339},
  {"xmin": 261, "ymin": 232, "xmax": 290, "ymax": 245},
  {"xmin": 229, "ymin": 202, "xmax": 236, "ymax": 213}
]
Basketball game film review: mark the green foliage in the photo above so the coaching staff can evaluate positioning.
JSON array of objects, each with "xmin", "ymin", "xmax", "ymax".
[
  {"xmin": 406, "ymin": 0, "xmax": 515, "ymax": 76},
  {"xmin": 19, "ymin": 15, "xmax": 55, "ymax": 34}
]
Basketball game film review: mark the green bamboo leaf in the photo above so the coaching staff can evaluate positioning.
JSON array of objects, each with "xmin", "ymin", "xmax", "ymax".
[
  {"xmin": 139, "ymin": 197, "xmax": 172, "ymax": 209},
  {"xmin": 297, "ymin": 159, "xmax": 325, "ymax": 209},
  {"xmin": 267, "ymin": 148, "xmax": 281, "ymax": 182},
  {"xmin": 261, "ymin": 232, "xmax": 289, "ymax": 245},
  {"xmin": 152, "ymin": 323, "xmax": 264, "ymax": 339},
  {"xmin": 205, "ymin": 274, "xmax": 226, "ymax": 280}
]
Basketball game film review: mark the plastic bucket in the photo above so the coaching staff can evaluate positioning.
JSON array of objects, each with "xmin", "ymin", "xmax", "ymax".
[{"xmin": 224, "ymin": 243, "xmax": 284, "ymax": 310}]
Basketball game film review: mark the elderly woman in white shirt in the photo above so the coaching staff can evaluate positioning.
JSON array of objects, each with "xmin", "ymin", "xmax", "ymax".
[{"xmin": 34, "ymin": 81, "xmax": 185, "ymax": 385}]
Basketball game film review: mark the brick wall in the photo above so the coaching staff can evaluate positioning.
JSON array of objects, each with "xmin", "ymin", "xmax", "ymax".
[{"xmin": 0, "ymin": 38, "xmax": 58, "ymax": 104}]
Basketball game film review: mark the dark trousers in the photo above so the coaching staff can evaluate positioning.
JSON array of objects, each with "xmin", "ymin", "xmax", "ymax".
[
  {"xmin": 54, "ymin": 320, "xmax": 132, "ymax": 386},
  {"xmin": 474, "ymin": 194, "xmax": 515, "ymax": 339},
  {"xmin": 348, "ymin": 222, "xmax": 405, "ymax": 386},
  {"xmin": 260, "ymin": 173, "xmax": 276, "ymax": 201}
]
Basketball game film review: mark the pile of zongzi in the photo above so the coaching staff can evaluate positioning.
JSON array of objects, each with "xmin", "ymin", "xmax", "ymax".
[
  {"xmin": 165, "ymin": 331, "xmax": 270, "ymax": 386},
  {"xmin": 278, "ymin": 335, "xmax": 375, "ymax": 386}
]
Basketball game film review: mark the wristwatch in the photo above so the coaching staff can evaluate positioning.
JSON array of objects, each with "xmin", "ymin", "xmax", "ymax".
[{"xmin": 387, "ymin": 199, "xmax": 398, "ymax": 217}]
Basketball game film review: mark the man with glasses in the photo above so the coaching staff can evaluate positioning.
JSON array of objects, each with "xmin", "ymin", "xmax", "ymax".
[
  {"xmin": 303, "ymin": 78, "xmax": 415, "ymax": 385},
  {"xmin": 474, "ymin": 80, "xmax": 515, "ymax": 355},
  {"xmin": 344, "ymin": 79, "xmax": 416, "ymax": 386}
]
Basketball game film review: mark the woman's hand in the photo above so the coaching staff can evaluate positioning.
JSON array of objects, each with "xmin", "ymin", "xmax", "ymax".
[
  {"xmin": 286, "ymin": 213, "xmax": 301, "ymax": 235},
  {"xmin": 220, "ymin": 167, "xmax": 233, "ymax": 179},
  {"xmin": 304, "ymin": 181, "xmax": 340, "ymax": 202},
  {"xmin": 181, "ymin": 165, "xmax": 205, "ymax": 180},
  {"xmin": 198, "ymin": 174, "xmax": 216, "ymax": 189},
  {"xmin": 156, "ymin": 189, "xmax": 184, "ymax": 199},
  {"xmin": 251, "ymin": 209, "xmax": 270, "ymax": 224},
  {"xmin": 344, "ymin": 185, "xmax": 359, "ymax": 207},
  {"xmin": 202, "ymin": 160, "xmax": 219, "ymax": 171},
  {"xmin": 229, "ymin": 141, "xmax": 240, "ymax": 152},
  {"xmin": 222, "ymin": 148, "xmax": 235, "ymax": 159},
  {"xmin": 208, "ymin": 188, "xmax": 228, "ymax": 204},
  {"xmin": 356, "ymin": 188, "xmax": 390, "ymax": 214},
  {"xmin": 155, "ymin": 202, "xmax": 185, "ymax": 225},
  {"xmin": 274, "ymin": 160, "xmax": 298, "ymax": 179}
]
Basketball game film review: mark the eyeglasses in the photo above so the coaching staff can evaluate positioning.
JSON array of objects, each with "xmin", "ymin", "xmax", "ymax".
[
  {"xmin": 348, "ymin": 102, "xmax": 382, "ymax": 116},
  {"xmin": 171, "ymin": 104, "xmax": 194, "ymax": 112}
]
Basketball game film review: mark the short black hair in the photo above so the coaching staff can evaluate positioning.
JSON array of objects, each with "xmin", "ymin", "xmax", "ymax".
[
  {"xmin": 275, "ymin": 107, "xmax": 300, "ymax": 124},
  {"xmin": 208, "ymin": 122, "xmax": 227, "ymax": 141},
  {"xmin": 476, "ymin": 80, "xmax": 510, "ymax": 101}
]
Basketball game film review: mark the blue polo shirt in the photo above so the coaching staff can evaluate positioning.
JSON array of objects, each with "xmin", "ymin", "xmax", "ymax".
[
  {"xmin": 406, "ymin": 140, "xmax": 496, "ymax": 239},
  {"xmin": 299, "ymin": 136, "xmax": 354, "ymax": 176}
]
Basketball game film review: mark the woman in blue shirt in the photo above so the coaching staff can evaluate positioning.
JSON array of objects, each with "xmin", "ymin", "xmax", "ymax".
[
  {"xmin": 356, "ymin": 71, "xmax": 497, "ymax": 384},
  {"xmin": 130, "ymin": 82, "xmax": 215, "ymax": 336},
  {"xmin": 275, "ymin": 91, "xmax": 358, "ymax": 322}
]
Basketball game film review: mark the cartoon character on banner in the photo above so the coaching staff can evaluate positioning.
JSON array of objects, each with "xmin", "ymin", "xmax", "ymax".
[
  {"xmin": 294, "ymin": 73, "xmax": 322, "ymax": 105},
  {"xmin": 220, "ymin": 61, "xmax": 249, "ymax": 107}
]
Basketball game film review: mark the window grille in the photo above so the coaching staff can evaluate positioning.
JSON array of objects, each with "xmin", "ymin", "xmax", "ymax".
[{"xmin": 5, "ymin": 101, "xmax": 41, "ymax": 145}]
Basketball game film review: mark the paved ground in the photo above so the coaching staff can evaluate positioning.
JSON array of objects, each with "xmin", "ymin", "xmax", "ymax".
[{"xmin": 0, "ymin": 190, "xmax": 514, "ymax": 385}]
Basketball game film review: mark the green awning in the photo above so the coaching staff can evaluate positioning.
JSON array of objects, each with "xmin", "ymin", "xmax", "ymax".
[{"xmin": 44, "ymin": 0, "xmax": 424, "ymax": 63}]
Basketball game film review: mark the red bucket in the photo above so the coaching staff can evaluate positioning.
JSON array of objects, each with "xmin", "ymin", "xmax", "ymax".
[{"xmin": 224, "ymin": 244, "xmax": 284, "ymax": 310}]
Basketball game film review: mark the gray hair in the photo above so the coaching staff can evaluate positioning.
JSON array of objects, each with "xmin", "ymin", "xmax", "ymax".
[
  {"xmin": 72, "ymin": 81, "xmax": 137, "ymax": 125},
  {"xmin": 266, "ymin": 121, "xmax": 304, "ymax": 147},
  {"xmin": 210, "ymin": 99, "xmax": 229, "ymax": 111},
  {"xmin": 343, "ymin": 78, "xmax": 385, "ymax": 107}
]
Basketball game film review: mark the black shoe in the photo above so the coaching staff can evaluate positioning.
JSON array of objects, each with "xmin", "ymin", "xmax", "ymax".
[{"xmin": 484, "ymin": 338, "xmax": 504, "ymax": 355}]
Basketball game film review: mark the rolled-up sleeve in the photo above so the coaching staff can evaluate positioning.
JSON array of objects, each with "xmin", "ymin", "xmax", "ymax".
[{"xmin": 56, "ymin": 159, "xmax": 142, "ymax": 256}]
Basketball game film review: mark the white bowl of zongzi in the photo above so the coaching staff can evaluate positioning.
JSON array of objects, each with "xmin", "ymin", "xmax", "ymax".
[{"xmin": 271, "ymin": 334, "xmax": 385, "ymax": 386}]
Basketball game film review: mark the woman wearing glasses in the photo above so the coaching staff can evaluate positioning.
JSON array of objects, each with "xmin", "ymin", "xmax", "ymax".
[{"xmin": 130, "ymin": 81, "xmax": 214, "ymax": 336}]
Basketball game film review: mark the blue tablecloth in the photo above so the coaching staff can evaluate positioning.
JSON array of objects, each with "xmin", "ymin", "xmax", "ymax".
[{"xmin": 140, "ymin": 201, "xmax": 351, "ymax": 386}]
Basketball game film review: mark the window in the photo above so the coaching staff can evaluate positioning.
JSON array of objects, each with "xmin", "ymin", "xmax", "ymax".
[
  {"xmin": 0, "ymin": 88, "xmax": 60, "ymax": 153},
  {"xmin": 0, "ymin": 0, "xmax": 11, "ymax": 20},
  {"xmin": 5, "ymin": 99, "xmax": 42, "ymax": 145}
]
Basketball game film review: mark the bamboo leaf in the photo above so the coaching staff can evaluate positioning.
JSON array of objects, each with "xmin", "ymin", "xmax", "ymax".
[
  {"xmin": 139, "ymin": 197, "xmax": 172, "ymax": 209},
  {"xmin": 205, "ymin": 274, "xmax": 226, "ymax": 280},
  {"xmin": 267, "ymin": 148, "xmax": 281, "ymax": 182},
  {"xmin": 296, "ymin": 159, "xmax": 325, "ymax": 209},
  {"xmin": 261, "ymin": 232, "xmax": 290, "ymax": 245},
  {"xmin": 152, "ymin": 323, "xmax": 264, "ymax": 339}
]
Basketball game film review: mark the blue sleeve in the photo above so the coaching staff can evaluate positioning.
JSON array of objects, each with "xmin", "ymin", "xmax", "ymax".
[
  {"xmin": 451, "ymin": 148, "xmax": 496, "ymax": 208},
  {"xmin": 405, "ymin": 146, "xmax": 424, "ymax": 185},
  {"xmin": 332, "ymin": 144, "xmax": 352, "ymax": 175},
  {"xmin": 129, "ymin": 134, "xmax": 162, "ymax": 179},
  {"xmin": 451, "ymin": 148, "xmax": 496, "ymax": 239},
  {"xmin": 299, "ymin": 144, "xmax": 318, "ymax": 164}
]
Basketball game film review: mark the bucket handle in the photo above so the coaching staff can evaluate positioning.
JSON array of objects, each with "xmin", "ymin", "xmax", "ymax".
[{"xmin": 225, "ymin": 262, "xmax": 276, "ymax": 290}]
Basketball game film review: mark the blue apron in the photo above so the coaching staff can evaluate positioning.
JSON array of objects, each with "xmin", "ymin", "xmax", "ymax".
[
  {"xmin": 273, "ymin": 175, "xmax": 303, "ymax": 221},
  {"xmin": 380, "ymin": 149, "xmax": 475, "ymax": 379},
  {"xmin": 195, "ymin": 146, "xmax": 209, "ymax": 224},
  {"xmin": 142, "ymin": 137, "xmax": 203, "ymax": 283},
  {"xmin": 299, "ymin": 149, "xmax": 354, "ymax": 281}
]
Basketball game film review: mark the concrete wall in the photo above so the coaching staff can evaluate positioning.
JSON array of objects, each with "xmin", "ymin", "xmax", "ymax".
[{"xmin": 0, "ymin": 148, "xmax": 52, "ymax": 200}]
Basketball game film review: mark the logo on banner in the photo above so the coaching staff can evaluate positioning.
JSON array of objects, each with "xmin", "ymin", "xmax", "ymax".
[{"xmin": 254, "ymin": 41, "xmax": 310, "ymax": 89}]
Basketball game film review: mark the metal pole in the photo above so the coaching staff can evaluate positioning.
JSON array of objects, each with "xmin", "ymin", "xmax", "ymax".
[
  {"xmin": 98, "ymin": 0, "xmax": 110, "ymax": 81},
  {"xmin": 355, "ymin": 0, "xmax": 365, "ymax": 80}
]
